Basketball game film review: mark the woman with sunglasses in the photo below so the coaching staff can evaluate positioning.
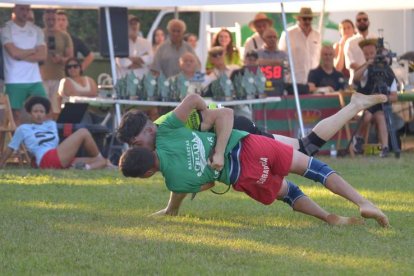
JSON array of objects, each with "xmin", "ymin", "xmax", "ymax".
[
  {"xmin": 0, "ymin": 96, "xmax": 109, "ymax": 169},
  {"xmin": 333, "ymin": 19, "xmax": 355, "ymax": 80},
  {"xmin": 58, "ymin": 58, "xmax": 98, "ymax": 106},
  {"xmin": 206, "ymin": 28, "xmax": 242, "ymax": 74}
]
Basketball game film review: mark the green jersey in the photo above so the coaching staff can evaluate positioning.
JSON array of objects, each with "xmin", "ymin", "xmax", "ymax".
[{"xmin": 156, "ymin": 112, "xmax": 248, "ymax": 193}]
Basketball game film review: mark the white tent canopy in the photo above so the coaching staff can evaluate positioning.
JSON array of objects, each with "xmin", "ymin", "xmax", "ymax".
[{"xmin": 2, "ymin": 0, "xmax": 414, "ymax": 11}]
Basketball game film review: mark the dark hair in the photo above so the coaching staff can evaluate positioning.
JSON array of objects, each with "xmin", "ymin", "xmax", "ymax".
[
  {"xmin": 116, "ymin": 109, "xmax": 149, "ymax": 144},
  {"xmin": 245, "ymin": 50, "xmax": 258, "ymax": 59},
  {"xmin": 24, "ymin": 96, "xmax": 51, "ymax": 114},
  {"xmin": 119, "ymin": 147, "xmax": 155, "ymax": 178},
  {"xmin": 152, "ymin": 28, "xmax": 165, "ymax": 46},
  {"xmin": 340, "ymin": 19, "xmax": 355, "ymax": 30},
  {"xmin": 212, "ymin": 28, "xmax": 237, "ymax": 59},
  {"xmin": 64, "ymin": 57, "xmax": 83, "ymax": 76},
  {"xmin": 183, "ymin": 32, "xmax": 197, "ymax": 42}
]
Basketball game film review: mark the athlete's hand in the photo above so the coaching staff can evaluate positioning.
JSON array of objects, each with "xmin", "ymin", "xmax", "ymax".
[{"xmin": 208, "ymin": 150, "xmax": 224, "ymax": 172}]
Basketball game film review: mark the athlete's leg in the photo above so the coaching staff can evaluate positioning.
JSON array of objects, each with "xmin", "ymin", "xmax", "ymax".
[
  {"xmin": 289, "ymin": 150, "xmax": 389, "ymax": 227},
  {"xmin": 56, "ymin": 128, "xmax": 106, "ymax": 169}
]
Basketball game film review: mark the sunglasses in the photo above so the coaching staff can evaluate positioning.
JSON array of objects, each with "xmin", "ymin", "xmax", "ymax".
[
  {"xmin": 357, "ymin": 18, "xmax": 368, "ymax": 23},
  {"xmin": 210, "ymin": 52, "xmax": 223, "ymax": 58},
  {"xmin": 66, "ymin": 64, "xmax": 80, "ymax": 69},
  {"xmin": 301, "ymin": 17, "xmax": 313, "ymax": 21}
]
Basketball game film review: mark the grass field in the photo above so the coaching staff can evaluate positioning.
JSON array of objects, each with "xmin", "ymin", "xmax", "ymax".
[{"xmin": 1, "ymin": 154, "xmax": 414, "ymax": 275}]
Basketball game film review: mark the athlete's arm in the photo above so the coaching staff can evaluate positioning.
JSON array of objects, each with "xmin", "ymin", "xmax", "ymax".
[
  {"xmin": 151, "ymin": 182, "xmax": 215, "ymax": 216},
  {"xmin": 173, "ymin": 94, "xmax": 207, "ymax": 123}
]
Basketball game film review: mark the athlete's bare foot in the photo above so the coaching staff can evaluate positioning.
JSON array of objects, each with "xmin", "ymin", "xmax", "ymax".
[
  {"xmin": 326, "ymin": 214, "xmax": 365, "ymax": 226},
  {"xmin": 351, "ymin": 92, "xmax": 387, "ymax": 110},
  {"xmin": 359, "ymin": 201, "xmax": 390, "ymax": 227}
]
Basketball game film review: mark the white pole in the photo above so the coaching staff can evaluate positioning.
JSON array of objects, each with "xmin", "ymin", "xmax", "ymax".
[
  {"xmin": 104, "ymin": 7, "xmax": 122, "ymax": 127},
  {"xmin": 318, "ymin": 0, "xmax": 326, "ymax": 38},
  {"xmin": 280, "ymin": 2, "xmax": 305, "ymax": 137}
]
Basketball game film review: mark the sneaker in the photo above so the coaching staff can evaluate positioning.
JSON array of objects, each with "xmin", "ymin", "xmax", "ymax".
[
  {"xmin": 352, "ymin": 136, "xmax": 365, "ymax": 154},
  {"xmin": 380, "ymin": 146, "xmax": 389, "ymax": 158}
]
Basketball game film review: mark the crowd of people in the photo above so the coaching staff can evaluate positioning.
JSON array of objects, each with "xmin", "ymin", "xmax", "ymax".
[{"xmin": 0, "ymin": 4, "xmax": 397, "ymax": 228}]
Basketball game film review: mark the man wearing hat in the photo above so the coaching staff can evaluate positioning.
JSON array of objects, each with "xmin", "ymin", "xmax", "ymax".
[
  {"xmin": 243, "ymin": 13, "xmax": 273, "ymax": 57},
  {"xmin": 278, "ymin": 7, "xmax": 321, "ymax": 84},
  {"xmin": 344, "ymin": 12, "xmax": 376, "ymax": 85},
  {"xmin": 116, "ymin": 14, "xmax": 153, "ymax": 80}
]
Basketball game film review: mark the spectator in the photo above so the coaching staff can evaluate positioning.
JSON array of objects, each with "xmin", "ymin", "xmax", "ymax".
[
  {"xmin": 333, "ymin": 19, "xmax": 355, "ymax": 80},
  {"xmin": 244, "ymin": 13, "xmax": 273, "ymax": 55},
  {"xmin": 0, "ymin": 96, "xmax": 109, "ymax": 169},
  {"xmin": 1, "ymin": 4, "xmax": 47, "ymax": 125},
  {"xmin": 41, "ymin": 9, "xmax": 73, "ymax": 120},
  {"xmin": 278, "ymin": 7, "xmax": 321, "ymax": 84},
  {"xmin": 206, "ymin": 28, "xmax": 242, "ymax": 73},
  {"xmin": 151, "ymin": 28, "xmax": 165, "ymax": 54},
  {"xmin": 230, "ymin": 50, "xmax": 260, "ymax": 81},
  {"xmin": 183, "ymin": 33, "xmax": 198, "ymax": 50},
  {"xmin": 352, "ymin": 39, "xmax": 397, "ymax": 158},
  {"xmin": 58, "ymin": 58, "xmax": 98, "ymax": 103},
  {"xmin": 257, "ymin": 28, "xmax": 288, "ymax": 66},
  {"xmin": 204, "ymin": 46, "xmax": 240, "ymax": 88},
  {"xmin": 151, "ymin": 19, "xmax": 197, "ymax": 78},
  {"xmin": 116, "ymin": 14, "xmax": 153, "ymax": 80},
  {"xmin": 308, "ymin": 44, "xmax": 345, "ymax": 93},
  {"xmin": 56, "ymin": 10, "xmax": 94, "ymax": 71},
  {"xmin": 344, "ymin": 12, "xmax": 376, "ymax": 85}
]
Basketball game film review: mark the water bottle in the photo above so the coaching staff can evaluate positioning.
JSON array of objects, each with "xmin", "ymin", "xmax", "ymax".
[{"xmin": 330, "ymin": 144, "xmax": 337, "ymax": 158}]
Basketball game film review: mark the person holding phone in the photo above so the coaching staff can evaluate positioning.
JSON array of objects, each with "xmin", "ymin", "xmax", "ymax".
[{"xmin": 40, "ymin": 9, "xmax": 73, "ymax": 119}]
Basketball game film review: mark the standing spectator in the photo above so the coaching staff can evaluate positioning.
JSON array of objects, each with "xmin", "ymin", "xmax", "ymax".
[
  {"xmin": 344, "ymin": 12, "xmax": 376, "ymax": 85},
  {"xmin": 151, "ymin": 19, "xmax": 197, "ymax": 78},
  {"xmin": 257, "ymin": 28, "xmax": 288, "ymax": 66},
  {"xmin": 244, "ymin": 13, "xmax": 273, "ymax": 55},
  {"xmin": 56, "ymin": 10, "xmax": 94, "ymax": 71},
  {"xmin": 206, "ymin": 28, "xmax": 242, "ymax": 73},
  {"xmin": 278, "ymin": 7, "xmax": 321, "ymax": 84},
  {"xmin": 308, "ymin": 44, "xmax": 345, "ymax": 93},
  {"xmin": 116, "ymin": 15, "xmax": 153, "ymax": 80},
  {"xmin": 352, "ymin": 39, "xmax": 397, "ymax": 157},
  {"xmin": 152, "ymin": 28, "xmax": 165, "ymax": 54},
  {"xmin": 333, "ymin": 19, "xmax": 355, "ymax": 80},
  {"xmin": 40, "ymin": 9, "xmax": 73, "ymax": 119},
  {"xmin": 1, "ymin": 4, "xmax": 47, "ymax": 125},
  {"xmin": 183, "ymin": 33, "xmax": 198, "ymax": 50}
]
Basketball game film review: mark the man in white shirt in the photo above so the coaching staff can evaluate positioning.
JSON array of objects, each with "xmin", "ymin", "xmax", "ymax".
[
  {"xmin": 278, "ymin": 7, "xmax": 321, "ymax": 85},
  {"xmin": 344, "ymin": 12, "xmax": 376, "ymax": 85},
  {"xmin": 244, "ymin": 13, "xmax": 273, "ymax": 57},
  {"xmin": 116, "ymin": 15, "xmax": 153, "ymax": 80},
  {"xmin": 1, "ymin": 4, "xmax": 47, "ymax": 125}
]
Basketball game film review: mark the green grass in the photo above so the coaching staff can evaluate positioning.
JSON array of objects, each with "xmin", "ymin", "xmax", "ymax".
[{"xmin": 1, "ymin": 154, "xmax": 414, "ymax": 275}]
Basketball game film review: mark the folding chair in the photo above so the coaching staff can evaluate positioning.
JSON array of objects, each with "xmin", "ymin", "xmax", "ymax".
[{"xmin": 0, "ymin": 93, "xmax": 31, "ymax": 165}]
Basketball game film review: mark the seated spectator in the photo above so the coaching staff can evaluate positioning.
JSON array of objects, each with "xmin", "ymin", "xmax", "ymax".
[
  {"xmin": 0, "ymin": 96, "xmax": 110, "ymax": 169},
  {"xmin": 152, "ymin": 28, "xmax": 165, "ymax": 54},
  {"xmin": 58, "ymin": 58, "xmax": 97, "ymax": 101},
  {"xmin": 183, "ymin": 33, "xmax": 198, "ymax": 50},
  {"xmin": 206, "ymin": 28, "xmax": 242, "ymax": 73},
  {"xmin": 333, "ymin": 19, "xmax": 355, "ymax": 81},
  {"xmin": 230, "ymin": 50, "xmax": 260, "ymax": 81},
  {"xmin": 308, "ymin": 44, "xmax": 346, "ymax": 93},
  {"xmin": 116, "ymin": 14, "xmax": 153, "ymax": 80},
  {"xmin": 204, "ymin": 46, "xmax": 240, "ymax": 88},
  {"xmin": 257, "ymin": 28, "xmax": 288, "ymax": 66},
  {"xmin": 151, "ymin": 19, "xmax": 197, "ymax": 78}
]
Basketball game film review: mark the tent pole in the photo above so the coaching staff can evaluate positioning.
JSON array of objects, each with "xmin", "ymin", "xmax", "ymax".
[
  {"xmin": 318, "ymin": 0, "xmax": 326, "ymax": 37},
  {"xmin": 280, "ymin": 1, "xmax": 305, "ymax": 137},
  {"xmin": 104, "ymin": 7, "xmax": 122, "ymax": 128}
]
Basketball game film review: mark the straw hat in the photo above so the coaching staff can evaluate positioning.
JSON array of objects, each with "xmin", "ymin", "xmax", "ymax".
[
  {"xmin": 249, "ymin": 13, "xmax": 273, "ymax": 31},
  {"xmin": 358, "ymin": 38, "xmax": 378, "ymax": 49},
  {"xmin": 295, "ymin": 7, "xmax": 315, "ymax": 19}
]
